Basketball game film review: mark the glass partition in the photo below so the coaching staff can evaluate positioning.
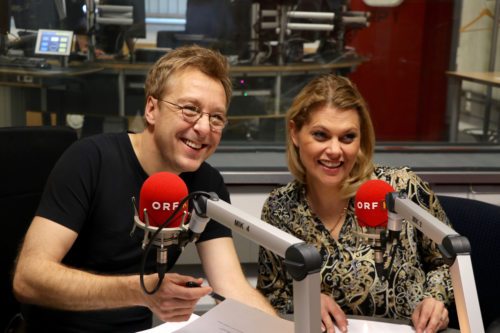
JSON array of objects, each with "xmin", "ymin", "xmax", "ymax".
[
  {"xmin": 145, "ymin": 0, "xmax": 500, "ymax": 147},
  {"xmin": 1, "ymin": 0, "xmax": 500, "ymax": 152}
]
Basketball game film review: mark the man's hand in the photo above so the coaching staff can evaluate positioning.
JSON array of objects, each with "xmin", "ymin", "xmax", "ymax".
[
  {"xmin": 412, "ymin": 297, "xmax": 449, "ymax": 333},
  {"xmin": 142, "ymin": 273, "xmax": 211, "ymax": 322},
  {"xmin": 320, "ymin": 293, "xmax": 348, "ymax": 333}
]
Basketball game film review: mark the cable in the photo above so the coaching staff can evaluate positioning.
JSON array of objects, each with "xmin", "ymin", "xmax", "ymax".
[{"xmin": 139, "ymin": 191, "xmax": 211, "ymax": 295}]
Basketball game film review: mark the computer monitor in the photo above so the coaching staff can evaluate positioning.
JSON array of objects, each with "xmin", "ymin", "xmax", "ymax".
[
  {"xmin": 11, "ymin": 0, "xmax": 62, "ymax": 31},
  {"xmin": 8, "ymin": 0, "xmax": 66, "ymax": 56},
  {"xmin": 34, "ymin": 29, "xmax": 74, "ymax": 56}
]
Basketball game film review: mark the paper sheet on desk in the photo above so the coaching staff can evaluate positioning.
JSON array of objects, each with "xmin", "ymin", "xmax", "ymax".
[
  {"xmin": 139, "ymin": 299, "xmax": 416, "ymax": 333},
  {"xmin": 175, "ymin": 298, "xmax": 294, "ymax": 333},
  {"xmin": 137, "ymin": 314, "xmax": 199, "ymax": 333},
  {"xmin": 141, "ymin": 298, "xmax": 294, "ymax": 333},
  {"xmin": 346, "ymin": 318, "xmax": 415, "ymax": 332}
]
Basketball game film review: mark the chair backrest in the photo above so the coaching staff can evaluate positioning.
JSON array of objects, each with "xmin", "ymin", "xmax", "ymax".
[
  {"xmin": 438, "ymin": 195, "xmax": 500, "ymax": 331},
  {"xmin": 0, "ymin": 126, "xmax": 77, "ymax": 331}
]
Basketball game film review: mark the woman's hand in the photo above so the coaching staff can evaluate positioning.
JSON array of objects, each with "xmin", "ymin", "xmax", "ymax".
[
  {"xmin": 412, "ymin": 297, "xmax": 449, "ymax": 333},
  {"xmin": 320, "ymin": 293, "xmax": 348, "ymax": 333}
]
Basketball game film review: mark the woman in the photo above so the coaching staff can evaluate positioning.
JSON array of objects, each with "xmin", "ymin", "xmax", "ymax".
[{"xmin": 257, "ymin": 75, "xmax": 453, "ymax": 333}]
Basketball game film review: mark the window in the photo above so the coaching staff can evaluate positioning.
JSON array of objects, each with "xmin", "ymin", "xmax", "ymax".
[{"xmin": 141, "ymin": 0, "xmax": 500, "ymax": 147}]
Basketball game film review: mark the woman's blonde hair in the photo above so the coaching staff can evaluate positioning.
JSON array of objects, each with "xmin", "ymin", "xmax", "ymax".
[
  {"xmin": 286, "ymin": 74, "xmax": 375, "ymax": 198},
  {"xmin": 145, "ymin": 45, "xmax": 232, "ymax": 107}
]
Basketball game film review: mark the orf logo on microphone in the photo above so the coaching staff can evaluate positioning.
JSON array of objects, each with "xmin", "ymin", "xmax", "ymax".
[
  {"xmin": 355, "ymin": 199, "xmax": 387, "ymax": 211},
  {"xmin": 151, "ymin": 201, "xmax": 180, "ymax": 211}
]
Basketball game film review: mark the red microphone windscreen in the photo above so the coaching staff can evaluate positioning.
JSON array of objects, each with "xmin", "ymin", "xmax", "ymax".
[
  {"xmin": 354, "ymin": 179, "xmax": 395, "ymax": 228},
  {"xmin": 139, "ymin": 172, "xmax": 189, "ymax": 228}
]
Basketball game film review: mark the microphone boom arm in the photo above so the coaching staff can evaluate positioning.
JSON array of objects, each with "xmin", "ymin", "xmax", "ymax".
[
  {"xmin": 386, "ymin": 192, "xmax": 484, "ymax": 333},
  {"xmin": 192, "ymin": 193, "xmax": 322, "ymax": 333}
]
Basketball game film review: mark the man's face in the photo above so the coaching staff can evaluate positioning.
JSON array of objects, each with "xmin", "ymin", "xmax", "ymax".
[{"xmin": 146, "ymin": 67, "xmax": 227, "ymax": 174}]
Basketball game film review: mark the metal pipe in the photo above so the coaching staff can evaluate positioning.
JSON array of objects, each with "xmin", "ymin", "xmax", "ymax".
[
  {"xmin": 287, "ymin": 23, "xmax": 334, "ymax": 31},
  {"xmin": 287, "ymin": 11, "xmax": 335, "ymax": 20}
]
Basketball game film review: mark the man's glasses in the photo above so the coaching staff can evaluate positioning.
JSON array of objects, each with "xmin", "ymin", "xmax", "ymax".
[{"xmin": 156, "ymin": 98, "xmax": 228, "ymax": 132}]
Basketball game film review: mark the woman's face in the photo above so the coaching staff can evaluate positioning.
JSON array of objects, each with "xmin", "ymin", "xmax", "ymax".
[{"xmin": 290, "ymin": 105, "xmax": 361, "ymax": 190}]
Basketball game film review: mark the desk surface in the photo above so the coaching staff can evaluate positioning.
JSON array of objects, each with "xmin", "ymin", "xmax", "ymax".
[
  {"xmin": 0, "ymin": 56, "xmax": 364, "ymax": 80},
  {"xmin": 0, "ymin": 64, "xmax": 103, "ymax": 77},
  {"xmin": 446, "ymin": 71, "xmax": 500, "ymax": 86},
  {"xmin": 92, "ymin": 58, "xmax": 364, "ymax": 75}
]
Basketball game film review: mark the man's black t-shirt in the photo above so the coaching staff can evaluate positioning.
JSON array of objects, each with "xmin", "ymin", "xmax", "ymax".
[{"xmin": 24, "ymin": 132, "xmax": 231, "ymax": 332}]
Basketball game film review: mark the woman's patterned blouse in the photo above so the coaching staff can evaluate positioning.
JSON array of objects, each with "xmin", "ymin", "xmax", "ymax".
[{"xmin": 257, "ymin": 165, "xmax": 454, "ymax": 319}]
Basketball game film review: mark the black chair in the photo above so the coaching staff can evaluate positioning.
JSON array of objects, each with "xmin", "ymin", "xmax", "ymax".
[
  {"xmin": 80, "ymin": 114, "xmax": 129, "ymax": 138},
  {"xmin": 0, "ymin": 126, "xmax": 77, "ymax": 332},
  {"xmin": 438, "ymin": 195, "xmax": 500, "ymax": 332}
]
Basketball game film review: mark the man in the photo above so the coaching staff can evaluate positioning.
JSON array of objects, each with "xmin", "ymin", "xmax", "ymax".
[{"xmin": 13, "ymin": 45, "xmax": 275, "ymax": 332}]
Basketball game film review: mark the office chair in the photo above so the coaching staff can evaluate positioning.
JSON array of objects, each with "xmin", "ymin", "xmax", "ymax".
[
  {"xmin": 0, "ymin": 126, "xmax": 77, "ymax": 332},
  {"xmin": 80, "ymin": 114, "xmax": 129, "ymax": 138},
  {"xmin": 438, "ymin": 195, "xmax": 500, "ymax": 332}
]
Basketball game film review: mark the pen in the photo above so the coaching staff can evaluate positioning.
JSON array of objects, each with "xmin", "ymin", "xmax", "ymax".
[{"xmin": 185, "ymin": 281, "xmax": 226, "ymax": 302}]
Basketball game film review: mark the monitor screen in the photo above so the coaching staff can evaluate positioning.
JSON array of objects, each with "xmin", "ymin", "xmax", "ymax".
[
  {"xmin": 11, "ymin": 0, "xmax": 62, "ymax": 31},
  {"xmin": 35, "ymin": 29, "xmax": 74, "ymax": 56}
]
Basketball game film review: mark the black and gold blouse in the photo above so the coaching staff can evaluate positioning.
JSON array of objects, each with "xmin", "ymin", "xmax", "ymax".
[{"xmin": 257, "ymin": 165, "xmax": 454, "ymax": 320}]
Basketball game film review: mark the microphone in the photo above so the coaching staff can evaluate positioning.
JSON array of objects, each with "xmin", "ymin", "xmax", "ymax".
[
  {"xmin": 131, "ymin": 172, "xmax": 192, "ymax": 293},
  {"xmin": 354, "ymin": 179, "xmax": 398, "ymax": 280},
  {"xmin": 132, "ymin": 172, "xmax": 190, "ymax": 249},
  {"xmin": 131, "ymin": 172, "xmax": 212, "ymax": 294}
]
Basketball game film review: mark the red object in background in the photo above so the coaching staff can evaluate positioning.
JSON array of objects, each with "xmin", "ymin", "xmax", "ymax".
[{"xmin": 347, "ymin": 0, "xmax": 454, "ymax": 141}]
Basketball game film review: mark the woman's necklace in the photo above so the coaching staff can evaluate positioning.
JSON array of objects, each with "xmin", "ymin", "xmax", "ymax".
[
  {"xmin": 306, "ymin": 192, "xmax": 348, "ymax": 234},
  {"xmin": 328, "ymin": 206, "xmax": 348, "ymax": 233}
]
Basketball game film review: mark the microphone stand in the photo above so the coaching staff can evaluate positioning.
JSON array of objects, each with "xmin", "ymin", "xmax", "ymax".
[
  {"xmin": 352, "ymin": 227, "xmax": 389, "ymax": 280},
  {"xmin": 387, "ymin": 192, "xmax": 484, "ymax": 333},
  {"xmin": 191, "ymin": 193, "xmax": 322, "ymax": 333},
  {"xmin": 131, "ymin": 196, "xmax": 192, "ymax": 294}
]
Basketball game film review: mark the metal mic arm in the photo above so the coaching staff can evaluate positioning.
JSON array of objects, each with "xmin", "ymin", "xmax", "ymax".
[
  {"xmin": 386, "ymin": 192, "xmax": 484, "ymax": 333},
  {"xmin": 191, "ymin": 193, "xmax": 322, "ymax": 333}
]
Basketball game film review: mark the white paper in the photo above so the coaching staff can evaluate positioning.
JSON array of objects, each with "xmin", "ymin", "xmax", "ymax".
[
  {"xmin": 137, "ymin": 314, "xmax": 199, "ymax": 333},
  {"xmin": 346, "ymin": 318, "xmax": 415, "ymax": 333},
  {"xmin": 139, "ymin": 300, "xmax": 417, "ymax": 333},
  {"xmin": 174, "ymin": 298, "xmax": 294, "ymax": 333}
]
